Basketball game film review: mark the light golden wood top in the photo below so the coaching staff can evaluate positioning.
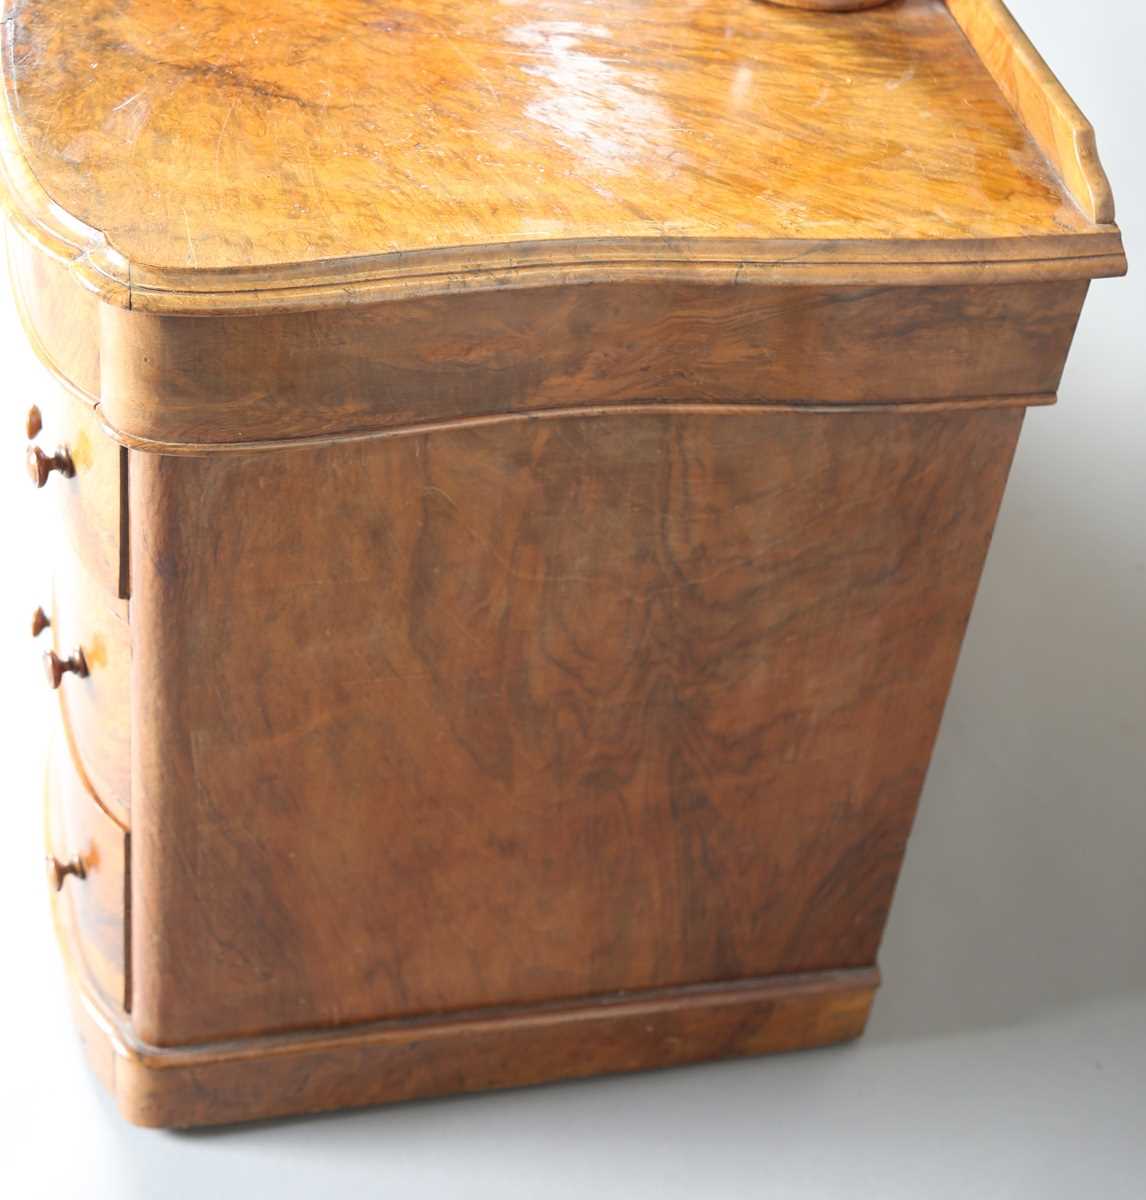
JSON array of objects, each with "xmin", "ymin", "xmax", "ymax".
[{"xmin": 0, "ymin": 0, "xmax": 1123, "ymax": 308}]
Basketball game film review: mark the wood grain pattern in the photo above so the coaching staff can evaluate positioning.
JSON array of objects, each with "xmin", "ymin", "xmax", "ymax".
[
  {"xmin": 0, "ymin": 66, "xmax": 130, "ymax": 306},
  {"xmin": 100, "ymin": 281, "xmax": 1085, "ymax": 446},
  {"xmin": 764, "ymin": 1, "xmax": 894, "ymax": 10},
  {"xmin": 7, "ymin": 0, "xmax": 1126, "ymax": 1129},
  {"xmin": 52, "ymin": 553, "xmax": 131, "ymax": 827},
  {"xmin": 6, "ymin": 206, "xmax": 1117, "ymax": 444},
  {"xmin": 121, "ymin": 238, "xmax": 1126, "ymax": 315},
  {"xmin": 46, "ymin": 735, "xmax": 128, "ymax": 1012},
  {"xmin": 25, "ymin": 373, "xmax": 127, "ymax": 598},
  {"xmin": 5, "ymin": 225, "xmax": 103, "ymax": 398},
  {"xmin": 0, "ymin": 0, "xmax": 1121, "ymax": 316},
  {"xmin": 131, "ymin": 406, "xmax": 1021, "ymax": 1046},
  {"xmin": 947, "ymin": 0, "xmax": 1116, "ymax": 224},
  {"xmin": 53, "ymin": 931, "xmax": 877, "ymax": 1129}
]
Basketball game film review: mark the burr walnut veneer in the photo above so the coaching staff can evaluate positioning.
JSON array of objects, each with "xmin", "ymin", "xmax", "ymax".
[{"xmin": 2, "ymin": 0, "xmax": 1124, "ymax": 1126}]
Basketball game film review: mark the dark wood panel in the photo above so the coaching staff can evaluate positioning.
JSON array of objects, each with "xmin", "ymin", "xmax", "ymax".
[
  {"xmin": 101, "ymin": 281, "xmax": 1084, "ymax": 445},
  {"xmin": 131, "ymin": 406, "xmax": 1022, "ymax": 1046}
]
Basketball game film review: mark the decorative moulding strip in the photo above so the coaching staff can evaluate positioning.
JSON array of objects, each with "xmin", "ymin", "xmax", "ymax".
[
  {"xmin": 105, "ymin": 397, "xmax": 1057, "ymax": 458},
  {"xmin": 122, "ymin": 245, "xmax": 1127, "ymax": 316}
]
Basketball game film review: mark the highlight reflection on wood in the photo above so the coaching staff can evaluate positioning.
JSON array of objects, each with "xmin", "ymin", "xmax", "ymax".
[
  {"xmin": 764, "ymin": 1, "xmax": 895, "ymax": 10},
  {"xmin": 2, "ymin": 0, "xmax": 1125, "ymax": 1126},
  {"xmin": 0, "ymin": 0, "xmax": 1120, "ymax": 293}
]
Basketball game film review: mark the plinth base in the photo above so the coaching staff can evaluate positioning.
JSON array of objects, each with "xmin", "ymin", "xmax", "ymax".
[{"xmin": 54, "ymin": 890, "xmax": 877, "ymax": 1128}]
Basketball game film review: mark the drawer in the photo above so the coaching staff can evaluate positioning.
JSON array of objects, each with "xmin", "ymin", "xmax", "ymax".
[
  {"xmin": 24, "ymin": 375, "xmax": 127, "ymax": 599},
  {"xmin": 42, "ymin": 549, "xmax": 131, "ymax": 825},
  {"xmin": 46, "ymin": 735, "xmax": 129, "ymax": 1014}
]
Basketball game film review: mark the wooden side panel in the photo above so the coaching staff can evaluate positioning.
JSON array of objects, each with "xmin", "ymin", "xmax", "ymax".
[
  {"xmin": 103, "ymin": 282, "xmax": 1084, "ymax": 446},
  {"xmin": 132, "ymin": 406, "xmax": 1023, "ymax": 1046}
]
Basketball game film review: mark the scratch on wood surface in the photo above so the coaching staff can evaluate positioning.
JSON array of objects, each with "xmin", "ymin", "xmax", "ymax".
[
  {"xmin": 111, "ymin": 90, "xmax": 144, "ymax": 112},
  {"xmin": 182, "ymin": 208, "xmax": 198, "ymax": 267},
  {"xmin": 215, "ymin": 98, "xmax": 237, "ymax": 180}
]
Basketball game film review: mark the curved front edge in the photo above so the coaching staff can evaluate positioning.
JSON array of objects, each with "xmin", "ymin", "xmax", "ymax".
[
  {"xmin": 9, "ymin": 209, "xmax": 1107, "ymax": 450},
  {"xmin": 45, "ymin": 742, "xmax": 128, "ymax": 1014}
]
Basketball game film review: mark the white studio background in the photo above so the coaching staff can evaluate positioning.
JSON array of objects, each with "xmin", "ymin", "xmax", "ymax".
[{"xmin": 1, "ymin": 2, "xmax": 1142, "ymax": 1196}]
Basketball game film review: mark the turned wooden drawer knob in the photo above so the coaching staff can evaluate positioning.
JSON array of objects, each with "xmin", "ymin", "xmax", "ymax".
[
  {"xmin": 47, "ymin": 855, "xmax": 86, "ymax": 892},
  {"xmin": 31, "ymin": 607, "xmax": 51, "ymax": 638},
  {"xmin": 26, "ymin": 444, "xmax": 76, "ymax": 488},
  {"xmin": 43, "ymin": 648, "xmax": 89, "ymax": 689},
  {"xmin": 26, "ymin": 405, "xmax": 43, "ymax": 439}
]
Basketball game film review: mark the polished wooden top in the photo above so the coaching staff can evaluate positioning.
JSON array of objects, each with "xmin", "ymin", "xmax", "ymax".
[{"xmin": 0, "ymin": 0, "xmax": 1122, "ymax": 306}]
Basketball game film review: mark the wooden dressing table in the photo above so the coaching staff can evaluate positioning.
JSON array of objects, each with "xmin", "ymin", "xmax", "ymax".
[{"xmin": 1, "ymin": 0, "xmax": 1124, "ymax": 1126}]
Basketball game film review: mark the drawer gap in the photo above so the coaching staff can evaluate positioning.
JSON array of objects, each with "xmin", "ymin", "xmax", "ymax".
[{"xmin": 118, "ymin": 444, "xmax": 130, "ymax": 600}]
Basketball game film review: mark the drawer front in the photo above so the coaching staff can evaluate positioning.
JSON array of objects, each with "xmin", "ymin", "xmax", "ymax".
[
  {"xmin": 25, "ymin": 376, "xmax": 126, "ymax": 599},
  {"xmin": 48, "ymin": 549, "xmax": 131, "ymax": 824},
  {"xmin": 46, "ymin": 736, "xmax": 128, "ymax": 1013}
]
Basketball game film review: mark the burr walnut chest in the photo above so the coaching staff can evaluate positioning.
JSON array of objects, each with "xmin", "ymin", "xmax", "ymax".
[{"xmin": 2, "ymin": 0, "xmax": 1124, "ymax": 1126}]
